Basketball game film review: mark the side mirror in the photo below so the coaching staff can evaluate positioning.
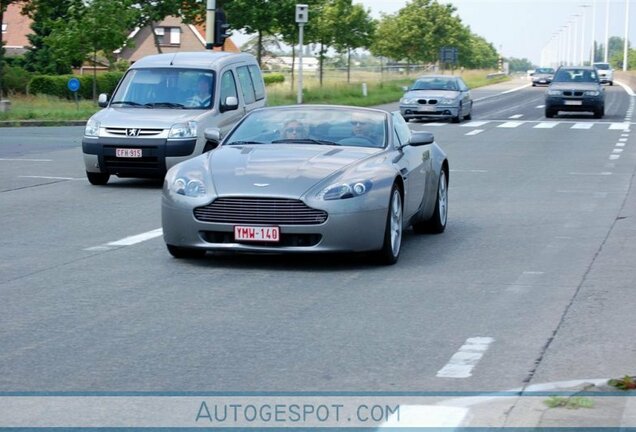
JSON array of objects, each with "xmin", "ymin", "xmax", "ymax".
[
  {"xmin": 98, "ymin": 93, "xmax": 109, "ymax": 108},
  {"xmin": 408, "ymin": 131, "xmax": 435, "ymax": 147},
  {"xmin": 221, "ymin": 96, "xmax": 239, "ymax": 112},
  {"xmin": 203, "ymin": 127, "xmax": 222, "ymax": 152}
]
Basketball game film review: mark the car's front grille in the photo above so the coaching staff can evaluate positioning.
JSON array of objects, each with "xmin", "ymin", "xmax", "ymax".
[
  {"xmin": 418, "ymin": 99, "xmax": 438, "ymax": 105},
  {"xmin": 202, "ymin": 231, "xmax": 322, "ymax": 247},
  {"xmin": 563, "ymin": 91, "xmax": 584, "ymax": 97},
  {"xmin": 105, "ymin": 128, "xmax": 164, "ymax": 137},
  {"xmin": 194, "ymin": 197, "xmax": 328, "ymax": 225}
]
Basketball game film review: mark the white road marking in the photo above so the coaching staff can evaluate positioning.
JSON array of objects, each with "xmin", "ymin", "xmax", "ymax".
[
  {"xmin": 621, "ymin": 133, "xmax": 630, "ymax": 137},
  {"xmin": 19, "ymin": 176, "xmax": 80, "ymax": 181},
  {"xmin": 465, "ymin": 129, "xmax": 484, "ymax": 136},
  {"xmin": 613, "ymin": 148, "xmax": 624, "ymax": 153},
  {"xmin": 460, "ymin": 121, "xmax": 489, "ymax": 127},
  {"xmin": 450, "ymin": 169, "xmax": 488, "ymax": 173},
  {"xmin": 616, "ymin": 142, "xmax": 626, "ymax": 147},
  {"xmin": 609, "ymin": 122, "xmax": 630, "ymax": 130},
  {"xmin": 436, "ymin": 337, "xmax": 495, "ymax": 378},
  {"xmin": 615, "ymin": 80, "xmax": 636, "ymax": 97},
  {"xmin": 568, "ymin": 172, "xmax": 612, "ymax": 176},
  {"xmin": 571, "ymin": 122, "xmax": 594, "ymax": 129},
  {"xmin": 533, "ymin": 122, "xmax": 558, "ymax": 129},
  {"xmin": 425, "ymin": 122, "xmax": 448, "ymax": 126},
  {"xmin": 0, "ymin": 158, "xmax": 53, "ymax": 162},
  {"xmin": 497, "ymin": 121, "xmax": 524, "ymax": 128},
  {"xmin": 609, "ymin": 154, "xmax": 621, "ymax": 160},
  {"xmin": 619, "ymin": 138, "xmax": 628, "ymax": 142},
  {"xmin": 508, "ymin": 114, "xmax": 523, "ymax": 119},
  {"xmin": 536, "ymin": 105, "xmax": 546, "ymax": 109},
  {"xmin": 85, "ymin": 228, "xmax": 163, "ymax": 251},
  {"xmin": 500, "ymin": 83, "xmax": 532, "ymax": 94}
]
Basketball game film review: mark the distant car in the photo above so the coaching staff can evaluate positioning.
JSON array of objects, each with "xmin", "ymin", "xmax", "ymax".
[
  {"xmin": 545, "ymin": 66, "xmax": 605, "ymax": 119},
  {"xmin": 399, "ymin": 75, "xmax": 472, "ymax": 123},
  {"xmin": 162, "ymin": 105, "xmax": 449, "ymax": 265},
  {"xmin": 593, "ymin": 62, "xmax": 614, "ymax": 86},
  {"xmin": 531, "ymin": 67, "xmax": 555, "ymax": 86}
]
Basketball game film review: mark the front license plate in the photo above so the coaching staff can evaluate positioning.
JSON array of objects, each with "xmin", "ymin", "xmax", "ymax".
[
  {"xmin": 234, "ymin": 226, "xmax": 280, "ymax": 242},
  {"xmin": 116, "ymin": 148, "xmax": 142, "ymax": 158},
  {"xmin": 564, "ymin": 100, "xmax": 583, "ymax": 106},
  {"xmin": 418, "ymin": 105, "xmax": 437, "ymax": 112}
]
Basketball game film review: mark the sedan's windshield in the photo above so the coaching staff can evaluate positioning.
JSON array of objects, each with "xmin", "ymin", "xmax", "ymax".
[
  {"xmin": 553, "ymin": 69, "xmax": 598, "ymax": 83},
  {"xmin": 224, "ymin": 107, "xmax": 387, "ymax": 148},
  {"xmin": 411, "ymin": 77, "xmax": 458, "ymax": 91},
  {"xmin": 110, "ymin": 68, "xmax": 215, "ymax": 109},
  {"xmin": 594, "ymin": 63, "xmax": 610, "ymax": 70},
  {"xmin": 535, "ymin": 68, "xmax": 555, "ymax": 74}
]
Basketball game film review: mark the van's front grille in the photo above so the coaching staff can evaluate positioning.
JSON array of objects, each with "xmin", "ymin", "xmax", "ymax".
[
  {"xmin": 105, "ymin": 128, "xmax": 164, "ymax": 137},
  {"xmin": 103, "ymin": 156, "xmax": 160, "ymax": 172}
]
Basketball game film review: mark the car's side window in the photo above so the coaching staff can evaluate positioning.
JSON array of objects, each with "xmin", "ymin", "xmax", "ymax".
[
  {"xmin": 248, "ymin": 65, "xmax": 265, "ymax": 101},
  {"xmin": 237, "ymin": 66, "xmax": 256, "ymax": 104},
  {"xmin": 458, "ymin": 79, "xmax": 468, "ymax": 91},
  {"xmin": 219, "ymin": 70, "xmax": 238, "ymax": 104},
  {"xmin": 392, "ymin": 112, "xmax": 411, "ymax": 146}
]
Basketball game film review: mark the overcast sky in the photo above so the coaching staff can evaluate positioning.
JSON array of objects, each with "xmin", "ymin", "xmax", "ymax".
[{"xmin": 358, "ymin": 0, "xmax": 636, "ymax": 64}]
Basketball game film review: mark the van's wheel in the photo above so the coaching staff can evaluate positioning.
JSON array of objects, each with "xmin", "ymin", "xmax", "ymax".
[
  {"xmin": 167, "ymin": 244, "xmax": 206, "ymax": 259},
  {"xmin": 413, "ymin": 169, "xmax": 448, "ymax": 234},
  {"xmin": 86, "ymin": 171, "xmax": 110, "ymax": 185},
  {"xmin": 376, "ymin": 185, "xmax": 403, "ymax": 265}
]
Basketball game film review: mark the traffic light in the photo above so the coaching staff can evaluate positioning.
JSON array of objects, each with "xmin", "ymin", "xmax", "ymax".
[{"xmin": 213, "ymin": 9, "xmax": 230, "ymax": 48}]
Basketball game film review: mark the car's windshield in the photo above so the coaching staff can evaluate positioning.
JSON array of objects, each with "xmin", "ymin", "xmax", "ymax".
[
  {"xmin": 552, "ymin": 69, "xmax": 598, "ymax": 83},
  {"xmin": 594, "ymin": 63, "xmax": 610, "ymax": 70},
  {"xmin": 411, "ymin": 77, "xmax": 458, "ymax": 91},
  {"xmin": 110, "ymin": 68, "xmax": 215, "ymax": 109},
  {"xmin": 224, "ymin": 107, "xmax": 387, "ymax": 148},
  {"xmin": 535, "ymin": 68, "xmax": 554, "ymax": 74}
]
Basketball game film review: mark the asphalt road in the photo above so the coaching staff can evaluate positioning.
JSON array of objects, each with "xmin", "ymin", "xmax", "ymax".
[{"xmin": 1, "ymin": 79, "xmax": 635, "ymax": 398}]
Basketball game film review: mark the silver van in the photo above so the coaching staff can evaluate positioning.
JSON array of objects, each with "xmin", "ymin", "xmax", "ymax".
[{"xmin": 82, "ymin": 51, "xmax": 266, "ymax": 185}]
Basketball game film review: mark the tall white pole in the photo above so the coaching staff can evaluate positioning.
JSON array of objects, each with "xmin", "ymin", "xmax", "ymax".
[
  {"xmin": 574, "ymin": 15, "xmax": 580, "ymax": 65},
  {"xmin": 591, "ymin": 0, "xmax": 597, "ymax": 63},
  {"xmin": 567, "ymin": 22, "xmax": 572, "ymax": 65},
  {"xmin": 297, "ymin": 23, "xmax": 304, "ymax": 104},
  {"xmin": 604, "ymin": 0, "xmax": 610, "ymax": 62},
  {"xmin": 623, "ymin": 0, "xmax": 630, "ymax": 71},
  {"xmin": 580, "ymin": 6, "xmax": 588, "ymax": 65}
]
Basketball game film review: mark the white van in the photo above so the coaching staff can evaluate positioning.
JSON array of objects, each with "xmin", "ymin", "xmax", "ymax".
[{"xmin": 82, "ymin": 51, "xmax": 266, "ymax": 185}]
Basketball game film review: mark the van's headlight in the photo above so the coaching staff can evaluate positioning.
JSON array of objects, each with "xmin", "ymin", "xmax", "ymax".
[
  {"xmin": 169, "ymin": 121, "xmax": 197, "ymax": 139},
  {"xmin": 318, "ymin": 180, "xmax": 373, "ymax": 200},
  {"xmin": 84, "ymin": 118, "xmax": 100, "ymax": 137}
]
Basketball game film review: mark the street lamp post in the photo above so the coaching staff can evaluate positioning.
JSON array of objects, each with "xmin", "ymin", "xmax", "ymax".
[
  {"xmin": 590, "ymin": 0, "xmax": 597, "ymax": 64},
  {"xmin": 623, "ymin": 0, "xmax": 630, "ymax": 71},
  {"xmin": 580, "ymin": 5, "xmax": 590, "ymax": 66}
]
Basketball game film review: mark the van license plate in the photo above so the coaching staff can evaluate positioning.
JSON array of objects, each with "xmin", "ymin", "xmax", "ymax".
[
  {"xmin": 234, "ymin": 226, "xmax": 280, "ymax": 242},
  {"xmin": 116, "ymin": 148, "xmax": 142, "ymax": 158}
]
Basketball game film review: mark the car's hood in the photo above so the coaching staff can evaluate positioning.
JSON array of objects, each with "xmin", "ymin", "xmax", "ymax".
[
  {"xmin": 549, "ymin": 82, "xmax": 601, "ymax": 91},
  {"xmin": 404, "ymin": 90, "xmax": 460, "ymax": 99},
  {"xmin": 208, "ymin": 144, "xmax": 381, "ymax": 197},
  {"xmin": 91, "ymin": 107, "xmax": 208, "ymax": 128}
]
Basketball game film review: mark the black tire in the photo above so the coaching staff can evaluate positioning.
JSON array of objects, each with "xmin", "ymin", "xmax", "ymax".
[
  {"xmin": 594, "ymin": 107, "xmax": 604, "ymax": 119},
  {"xmin": 464, "ymin": 103, "xmax": 472, "ymax": 120},
  {"xmin": 376, "ymin": 184, "xmax": 403, "ymax": 265},
  {"xmin": 610, "ymin": 81, "xmax": 614, "ymax": 86},
  {"xmin": 167, "ymin": 244, "xmax": 206, "ymax": 259},
  {"xmin": 413, "ymin": 168, "xmax": 448, "ymax": 234},
  {"xmin": 545, "ymin": 108, "xmax": 555, "ymax": 118},
  {"xmin": 532, "ymin": 83, "xmax": 536, "ymax": 87},
  {"xmin": 86, "ymin": 171, "xmax": 110, "ymax": 185},
  {"xmin": 451, "ymin": 104, "xmax": 462, "ymax": 123}
]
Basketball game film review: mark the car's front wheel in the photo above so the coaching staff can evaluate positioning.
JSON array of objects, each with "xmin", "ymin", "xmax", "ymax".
[
  {"xmin": 545, "ymin": 108, "xmax": 556, "ymax": 118},
  {"xmin": 377, "ymin": 184, "xmax": 403, "ymax": 265},
  {"xmin": 167, "ymin": 244, "xmax": 207, "ymax": 259},
  {"xmin": 413, "ymin": 169, "xmax": 448, "ymax": 234},
  {"xmin": 86, "ymin": 171, "xmax": 110, "ymax": 185},
  {"xmin": 594, "ymin": 106, "xmax": 604, "ymax": 119},
  {"xmin": 451, "ymin": 104, "xmax": 462, "ymax": 123}
]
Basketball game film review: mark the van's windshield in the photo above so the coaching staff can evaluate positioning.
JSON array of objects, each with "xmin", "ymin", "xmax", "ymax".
[{"xmin": 110, "ymin": 68, "xmax": 215, "ymax": 110}]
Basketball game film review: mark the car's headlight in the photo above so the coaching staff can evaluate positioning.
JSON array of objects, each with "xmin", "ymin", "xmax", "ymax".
[
  {"xmin": 318, "ymin": 180, "xmax": 373, "ymax": 200},
  {"xmin": 84, "ymin": 118, "xmax": 100, "ymax": 137},
  {"xmin": 547, "ymin": 90, "xmax": 562, "ymax": 96},
  {"xmin": 166, "ymin": 168, "xmax": 208, "ymax": 198},
  {"xmin": 439, "ymin": 97, "xmax": 456, "ymax": 104},
  {"xmin": 401, "ymin": 97, "xmax": 417, "ymax": 104},
  {"xmin": 168, "ymin": 120, "xmax": 197, "ymax": 139},
  {"xmin": 584, "ymin": 90, "xmax": 601, "ymax": 96}
]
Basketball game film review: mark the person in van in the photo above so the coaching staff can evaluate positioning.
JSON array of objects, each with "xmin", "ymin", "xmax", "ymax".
[{"xmin": 82, "ymin": 51, "xmax": 266, "ymax": 185}]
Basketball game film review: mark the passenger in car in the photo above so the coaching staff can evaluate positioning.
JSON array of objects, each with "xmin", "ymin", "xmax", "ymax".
[{"xmin": 281, "ymin": 120, "xmax": 307, "ymax": 140}]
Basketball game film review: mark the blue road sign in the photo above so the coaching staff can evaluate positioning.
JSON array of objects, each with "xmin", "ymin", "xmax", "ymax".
[{"xmin": 67, "ymin": 78, "xmax": 80, "ymax": 92}]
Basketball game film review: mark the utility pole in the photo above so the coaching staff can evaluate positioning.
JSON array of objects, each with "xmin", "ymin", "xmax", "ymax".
[
  {"xmin": 296, "ymin": 4, "xmax": 308, "ymax": 104},
  {"xmin": 623, "ymin": 0, "xmax": 630, "ymax": 71},
  {"xmin": 205, "ymin": 0, "xmax": 216, "ymax": 49}
]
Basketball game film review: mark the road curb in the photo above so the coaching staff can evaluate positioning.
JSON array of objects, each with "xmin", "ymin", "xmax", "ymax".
[{"xmin": 0, "ymin": 119, "xmax": 87, "ymax": 128}]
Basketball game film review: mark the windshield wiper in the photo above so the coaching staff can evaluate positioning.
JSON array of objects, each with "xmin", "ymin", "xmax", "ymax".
[
  {"xmin": 226, "ymin": 140, "xmax": 264, "ymax": 145},
  {"xmin": 110, "ymin": 100, "xmax": 144, "ymax": 107},
  {"xmin": 145, "ymin": 102, "xmax": 185, "ymax": 108},
  {"xmin": 271, "ymin": 138, "xmax": 341, "ymax": 146}
]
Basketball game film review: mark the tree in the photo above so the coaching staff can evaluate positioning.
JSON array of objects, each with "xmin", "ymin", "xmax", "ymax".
[
  {"xmin": 330, "ymin": 1, "xmax": 375, "ymax": 83},
  {"xmin": 460, "ymin": 33, "xmax": 498, "ymax": 69},
  {"xmin": 507, "ymin": 57, "xmax": 534, "ymax": 73},
  {"xmin": 0, "ymin": 0, "xmax": 29, "ymax": 99}
]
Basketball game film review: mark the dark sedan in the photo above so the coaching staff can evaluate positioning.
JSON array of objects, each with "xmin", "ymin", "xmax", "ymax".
[{"xmin": 545, "ymin": 66, "xmax": 605, "ymax": 119}]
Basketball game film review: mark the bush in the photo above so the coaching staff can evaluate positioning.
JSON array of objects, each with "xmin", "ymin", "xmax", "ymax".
[
  {"xmin": 28, "ymin": 72, "xmax": 124, "ymax": 99},
  {"xmin": 1, "ymin": 65, "xmax": 33, "ymax": 95},
  {"xmin": 263, "ymin": 73, "xmax": 285, "ymax": 85}
]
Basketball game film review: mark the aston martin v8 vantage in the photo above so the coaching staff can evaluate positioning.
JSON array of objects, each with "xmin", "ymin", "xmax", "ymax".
[{"xmin": 161, "ymin": 105, "xmax": 449, "ymax": 265}]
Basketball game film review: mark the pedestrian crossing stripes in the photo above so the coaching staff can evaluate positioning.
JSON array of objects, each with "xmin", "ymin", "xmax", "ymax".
[{"xmin": 410, "ymin": 120, "xmax": 633, "ymax": 133}]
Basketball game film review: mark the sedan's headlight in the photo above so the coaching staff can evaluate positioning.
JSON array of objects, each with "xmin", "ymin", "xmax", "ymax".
[
  {"xmin": 439, "ymin": 97, "xmax": 456, "ymax": 105},
  {"xmin": 547, "ymin": 90, "xmax": 562, "ymax": 96},
  {"xmin": 401, "ymin": 97, "xmax": 417, "ymax": 104},
  {"xmin": 318, "ymin": 180, "xmax": 373, "ymax": 200},
  {"xmin": 584, "ymin": 90, "xmax": 601, "ymax": 96},
  {"xmin": 166, "ymin": 168, "xmax": 208, "ymax": 198},
  {"xmin": 84, "ymin": 118, "xmax": 100, "ymax": 137},
  {"xmin": 168, "ymin": 121, "xmax": 197, "ymax": 139}
]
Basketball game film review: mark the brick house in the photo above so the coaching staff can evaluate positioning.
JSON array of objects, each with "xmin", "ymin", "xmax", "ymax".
[{"xmin": 1, "ymin": 2, "xmax": 32, "ymax": 57}]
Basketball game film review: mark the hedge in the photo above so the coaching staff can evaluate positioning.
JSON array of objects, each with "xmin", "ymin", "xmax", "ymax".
[
  {"xmin": 28, "ymin": 72, "xmax": 124, "ymax": 99},
  {"xmin": 1, "ymin": 65, "xmax": 33, "ymax": 95},
  {"xmin": 263, "ymin": 73, "xmax": 285, "ymax": 85}
]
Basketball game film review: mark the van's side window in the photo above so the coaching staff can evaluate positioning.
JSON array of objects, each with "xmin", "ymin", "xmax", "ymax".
[
  {"xmin": 248, "ymin": 65, "xmax": 265, "ymax": 100},
  {"xmin": 237, "ymin": 66, "xmax": 256, "ymax": 104},
  {"xmin": 220, "ymin": 70, "xmax": 238, "ymax": 105}
]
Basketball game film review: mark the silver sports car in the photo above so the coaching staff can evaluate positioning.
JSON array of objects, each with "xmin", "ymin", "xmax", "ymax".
[{"xmin": 161, "ymin": 105, "xmax": 449, "ymax": 264}]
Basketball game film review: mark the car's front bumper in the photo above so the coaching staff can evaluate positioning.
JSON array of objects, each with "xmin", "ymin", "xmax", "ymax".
[
  {"xmin": 82, "ymin": 136, "xmax": 197, "ymax": 178},
  {"xmin": 545, "ymin": 96, "xmax": 604, "ymax": 112},
  {"xmin": 161, "ymin": 195, "xmax": 388, "ymax": 254},
  {"xmin": 400, "ymin": 104, "xmax": 459, "ymax": 120},
  {"xmin": 532, "ymin": 78, "xmax": 552, "ymax": 85}
]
